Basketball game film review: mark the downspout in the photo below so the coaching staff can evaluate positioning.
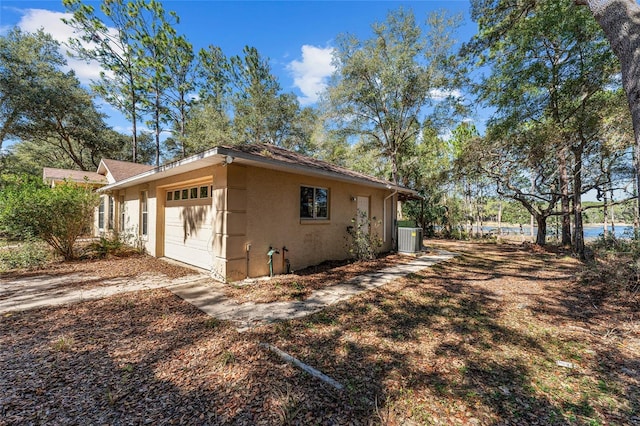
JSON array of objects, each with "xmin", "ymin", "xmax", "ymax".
[{"xmin": 383, "ymin": 187, "xmax": 398, "ymax": 243}]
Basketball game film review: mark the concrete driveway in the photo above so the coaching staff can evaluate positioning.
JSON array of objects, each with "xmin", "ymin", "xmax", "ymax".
[
  {"xmin": 0, "ymin": 271, "xmax": 208, "ymax": 314},
  {"xmin": 1, "ymin": 249, "xmax": 456, "ymax": 332}
]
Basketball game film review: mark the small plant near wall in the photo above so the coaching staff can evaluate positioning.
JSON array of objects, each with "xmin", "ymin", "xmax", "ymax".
[
  {"xmin": 346, "ymin": 211, "xmax": 382, "ymax": 261},
  {"xmin": 84, "ymin": 229, "xmax": 146, "ymax": 259}
]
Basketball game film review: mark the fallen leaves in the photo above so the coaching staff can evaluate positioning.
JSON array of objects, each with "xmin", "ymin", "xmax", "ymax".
[
  {"xmin": 0, "ymin": 240, "xmax": 638, "ymax": 424},
  {"xmin": 225, "ymin": 252, "xmax": 416, "ymax": 303}
]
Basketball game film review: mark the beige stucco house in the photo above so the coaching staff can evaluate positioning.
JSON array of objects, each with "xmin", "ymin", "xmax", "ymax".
[{"xmin": 46, "ymin": 144, "xmax": 418, "ymax": 281}]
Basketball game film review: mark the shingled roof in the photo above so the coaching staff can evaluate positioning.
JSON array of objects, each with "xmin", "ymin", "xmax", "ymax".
[
  {"xmin": 43, "ymin": 167, "xmax": 107, "ymax": 185},
  {"xmin": 99, "ymin": 143, "xmax": 418, "ymax": 197},
  {"xmin": 99, "ymin": 159, "xmax": 155, "ymax": 182},
  {"xmin": 224, "ymin": 143, "xmax": 395, "ymax": 187}
]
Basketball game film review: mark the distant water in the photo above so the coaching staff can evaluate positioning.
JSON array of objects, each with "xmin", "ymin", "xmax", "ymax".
[
  {"xmin": 480, "ymin": 225, "xmax": 635, "ymax": 240},
  {"xmin": 583, "ymin": 225, "xmax": 634, "ymax": 240}
]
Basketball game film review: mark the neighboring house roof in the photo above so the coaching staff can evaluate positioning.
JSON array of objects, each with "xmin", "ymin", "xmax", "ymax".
[
  {"xmin": 97, "ymin": 159, "xmax": 155, "ymax": 183},
  {"xmin": 43, "ymin": 167, "xmax": 107, "ymax": 185},
  {"xmin": 98, "ymin": 143, "xmax": 419, "ymax": 197}
]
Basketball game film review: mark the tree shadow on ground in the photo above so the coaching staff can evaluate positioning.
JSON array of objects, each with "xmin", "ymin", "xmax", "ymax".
[
  {"xmin": 2, "ymin": 242, "xmax": 637, "ymax": 424},
  {"xmin": 249, "ymin": 243, "xmax": 638, "ymax": 424},
  {"xmin": 527, "ymin": 258, "xmax": 640, "ymax": 425},
  {"xmin": 0, "ymin": 290, "xmax": 360, "ymax": 424}
]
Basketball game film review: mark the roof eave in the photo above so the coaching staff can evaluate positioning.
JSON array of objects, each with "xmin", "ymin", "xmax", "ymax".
[
  {"xmin": 215, "ymin": 147, "xmax": 418, "ymax": 195},
  {"xmin": 98, "ymin": 146, "xmax": 418, "ymax": 196}
]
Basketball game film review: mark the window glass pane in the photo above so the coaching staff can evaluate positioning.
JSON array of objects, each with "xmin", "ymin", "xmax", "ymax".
[
  {"xmin": 119, "ymin": 196, "xmax": 125, "ymax": 232},
  {"xmin": 141, "ymin": 191, "xmax": 148, "ymax": 236},
  {"xmin": 182, "ymin": 189, "xmax": 188, "ymax": 199},
  {"xmin": 200, "ymin": 186, "xmax": 208, "ymax": 198},
  {"xmin": 108, "ymin": 196, "xmax": 114, "ymax": 229},
  {"xmin": 300, "ymin": 186, "xmax": 314, "ymax": 218},
  {"xmin": 166, "ymin": 191, "xmax": 173, "ymax": 201},
  {"xmin": 98, "ymin": 198, "xmax": 105, "ymax": 229},
  {"xmin": 190, "ymin": 187, "xmax": 198, "ymax": 199},
  {"xmin": 315, "ymin": 188, "xmax": 328, "ymax": 219},
  {"xmin": 174, "ymin": 190, "xmax": 180, "ymax": 200}
]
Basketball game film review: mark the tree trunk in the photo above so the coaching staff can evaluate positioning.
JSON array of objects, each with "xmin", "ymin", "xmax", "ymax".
[
  {"xmin": 609, "ymin": 186, "xmax": 616, "ymax": 235},
  {"xmin": 530, "ymin": 213, "xmax": 535, "ymax": 239},
  {"xmin": 180, "ymin": 94, "xmax": 187, "ymax": 158},
  {"xmin": 581, "ymin": 0, "xmax": 640, "ymax": 223},
  {"xmin": 573, "ymin": 147, "xmax": 585, "ymax": 259},
  {"xmin": 155, "ymin": 89, "xmax": 161, "ymax": 167},
  {"xmin": 634, "ymin": 170, "xmax": 640, "ymax": 232},
  {"xmin": 129, "ymin": 69, "xmax": 139, "ymax": 163},
  {"xmin": 558, "ymin": 146, "xmax": 573, "ymax": 245},
  {"xmin": 535, "ymin": 213, "xmax": 547, "ymax": 246},
  {"xmin": 497, "ymin": 200, "xmax": 503, "ymax": 236},
  {"xmin": 603, "ymin": 187, "xmax": 609, "ymax": 237}
]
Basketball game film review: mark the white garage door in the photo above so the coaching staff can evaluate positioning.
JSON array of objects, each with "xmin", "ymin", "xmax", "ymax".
[{"xmin": 164, "ymin": 204, "xmax": 213, "ymax": 270}]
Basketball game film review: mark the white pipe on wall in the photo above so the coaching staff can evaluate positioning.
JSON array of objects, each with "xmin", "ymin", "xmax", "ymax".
[{"xmin": 383, "ymin": 189, "xmax": 398, "ymax": 243}]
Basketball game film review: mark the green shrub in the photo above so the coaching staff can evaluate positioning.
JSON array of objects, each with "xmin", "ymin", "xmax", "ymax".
[
  {"xmin": 585, "ymin": 232, "xmax": 640, "ymax": 297},
  {"xmin": 0, "ymin": 177, "xmax": 99, "ymax": 260},
  {"xmin": 84, "ymin": 232, "xmax": 145, "ymax": 259},
  {"xmin": 590, "ymin": 232, "xmax": 640, "ymax": 257},
  {"xmin": 0, "ymin": 239, "xmax": 52, "ymax": 271},
  {"xmin": 346, "ymin": 212, "xmax": 383, "ymax": 261}
]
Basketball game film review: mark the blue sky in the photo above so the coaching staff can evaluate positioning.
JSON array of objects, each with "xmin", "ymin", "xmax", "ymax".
[{"xmin": 0, "ymin": 0, "xmax": 480, "ymax": 135}]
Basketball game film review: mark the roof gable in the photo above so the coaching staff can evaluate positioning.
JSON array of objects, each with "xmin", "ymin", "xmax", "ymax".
[{"xmin": 97, "ymin": 159, "xmax": 155, "ymax": 183}]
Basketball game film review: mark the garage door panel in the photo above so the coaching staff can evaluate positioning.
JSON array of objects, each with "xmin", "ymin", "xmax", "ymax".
[{"xmin": 164, "ymin": 205, "xmax": 213, "ymax": 270}]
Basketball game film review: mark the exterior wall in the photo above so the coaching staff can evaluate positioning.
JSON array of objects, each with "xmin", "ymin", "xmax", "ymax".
[
  {"xmin": 237, "ymin": 164, "xmax": 395, "ymax": 281},
  {"xmin": 210, "ymin": 164, "xmax": 247, "ymax": 281},
  {"xmin": 94, "ymin": 162, "xmax": 398, "ymax": 282}
]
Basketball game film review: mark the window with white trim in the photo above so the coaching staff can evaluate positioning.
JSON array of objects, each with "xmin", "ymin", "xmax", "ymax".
[
  {"xmin": 98, "ymin": 197, "xmax": 105, "ymax": 230},
  {"xmin": 119, "ymin": 196, "xmax": 125, "ymax": 232},
  {"xmin": 108, "ymin": 196, "xmax": 114, "ymax": 230},
  {"xmin": 140, "ymin": 191, "xmax": 148, "ymax": 236},
  {"xmin": 300, "ymin": 186, "xmax": 329, "ymax": 220},
  {"xmin": 165, "ymin": 185, "xmax": 211, "ymax": 203}
]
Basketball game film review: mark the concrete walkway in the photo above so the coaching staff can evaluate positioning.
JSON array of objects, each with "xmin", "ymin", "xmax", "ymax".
[
  {"xmin": 0, "ymin": 272, "xmax": 207, "ymax": 314},
  {"xmin": 170, "ymin": 249, "xmax": 456, "ymax": 331},
  {"xmin": 1, "ymin": 249, "xmax": 455, "ymax": 330}
]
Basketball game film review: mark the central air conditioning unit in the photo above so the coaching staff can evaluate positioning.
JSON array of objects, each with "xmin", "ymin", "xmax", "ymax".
[{"xmin": 397, "ymin": 227, "xmax": 423, "ymax": 253}]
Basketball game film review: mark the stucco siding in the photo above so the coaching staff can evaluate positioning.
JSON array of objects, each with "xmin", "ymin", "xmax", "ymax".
[
  {"xmin": 241, "ymin": 165, "xmax": 393, "ymax": 279},
  {"xmin": 94, "ymin": 160, "xmax": 400, "ymax": 281}
]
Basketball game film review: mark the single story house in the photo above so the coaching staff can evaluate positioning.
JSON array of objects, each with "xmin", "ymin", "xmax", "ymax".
[{"xmin": 46, "ymin": 144, "xmax": 418, "ymax": 281}]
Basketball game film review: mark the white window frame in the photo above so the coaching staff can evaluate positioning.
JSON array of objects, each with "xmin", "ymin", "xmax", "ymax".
[
  {"xmin": 140, "ymin": 191, "xmax": 148, "ymax": 236},
  {"xmin": 108, "ymin": 196, "xmax": 114, "ymax": 230},
  {"xmin": 98, "ymin": 197, "xmax": 105, "ymax": 230},
  {"xmin": 119, "ymin": 196, "xmax": 125, "ymax": 232}
]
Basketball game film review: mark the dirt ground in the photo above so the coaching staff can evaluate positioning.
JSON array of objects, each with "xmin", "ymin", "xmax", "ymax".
[{"xmin": 0, "ymin": 240, "xmax": 638, "ymax": 425}]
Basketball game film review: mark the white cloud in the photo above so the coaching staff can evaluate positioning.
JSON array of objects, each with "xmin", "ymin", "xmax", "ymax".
[
  {"xmin": 287, "ymin": 45, "xmax": 335, "ymax": 106},
  {"xmin": 16, "ymin": 8, "xmax": 104, "ymax": 84},
  {"xmin": 429, "ymin": 88, "xmax": 463, "ymax": 101}
]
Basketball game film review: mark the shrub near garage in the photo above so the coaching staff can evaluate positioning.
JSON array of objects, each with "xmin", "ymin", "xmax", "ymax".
[{"xmin": 0, "ymin": 176, "xmax": 99, "ymax": 260}]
